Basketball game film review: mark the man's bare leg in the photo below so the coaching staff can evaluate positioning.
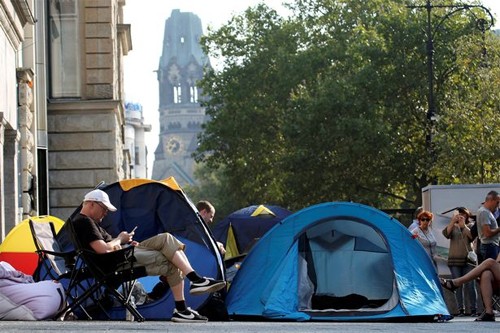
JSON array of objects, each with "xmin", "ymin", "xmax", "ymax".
[
  {"xmin": 170, "ymin": 250, "xmax": 195, "ymax": 275},
  {"xmin": 170, "ymin": 279, "xmax": 185, "ymax": 301}
]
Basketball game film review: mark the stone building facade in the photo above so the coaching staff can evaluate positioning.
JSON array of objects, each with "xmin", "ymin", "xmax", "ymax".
[
  {"xmin": 47, "ymin": 0, "xmax": 132, "ymax": 219},
  {"xmin": 0, "ymin": 0, "xmax": 36, "ymax": 240},
  {"xmin": 152, "ymin": 9, "xmax": 211, "ymax": 187},
  {"xmin": 0, "ymin": 0, "xmax": 133, "ymax": 240}
]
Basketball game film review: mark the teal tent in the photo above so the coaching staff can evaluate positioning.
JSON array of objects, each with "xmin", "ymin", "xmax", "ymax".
[{"xmin": 226, "ymin": 202, "xmax": 450, "ymax": 321}]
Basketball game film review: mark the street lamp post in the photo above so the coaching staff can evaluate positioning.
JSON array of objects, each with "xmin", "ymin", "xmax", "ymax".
[{"xmin": 407, "ymin": 0, "xmax": 494, "ymax": 184}]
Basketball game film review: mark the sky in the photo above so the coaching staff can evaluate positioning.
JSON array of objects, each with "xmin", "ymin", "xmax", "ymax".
[{"xmin": 123, "ymin": 0, "xmax": 500, "ymax": 177}]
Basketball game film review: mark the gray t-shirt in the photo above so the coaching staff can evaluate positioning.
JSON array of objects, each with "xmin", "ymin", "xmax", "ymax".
[{"xmin": 476, "ymin": 206, "xmax": 500, "ymax": 245}]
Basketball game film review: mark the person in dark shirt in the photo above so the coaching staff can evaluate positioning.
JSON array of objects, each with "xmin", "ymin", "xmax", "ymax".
[
  {"xmin": 196, "ymin": 200, "xmax": 226, "ymax": 255},
  {"xmin": 71, "ymin": 189, "xmax": 225, "ymax": 323}
]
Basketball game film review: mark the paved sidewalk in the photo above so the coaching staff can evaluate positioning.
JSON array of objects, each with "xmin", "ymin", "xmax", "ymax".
[{"xmin": 0, "ymin": 317, "xmax": 497, "ymax": 333}]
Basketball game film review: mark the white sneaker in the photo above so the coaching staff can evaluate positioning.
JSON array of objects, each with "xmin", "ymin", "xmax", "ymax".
[
  {"xmin": 171, "ymin": 307, "xmax": 208, "ymax": 323},
  {"xmin": 189, "ymin": 277, "xmax": 226, "ymax": 295}
]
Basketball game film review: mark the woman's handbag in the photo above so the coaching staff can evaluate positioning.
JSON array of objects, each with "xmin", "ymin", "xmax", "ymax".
[
  {"xmin": 467, "ymin": 250, "xmax": 478, "ymax": 265},
  {"xmin": 461, "ymin": 230, "xmax": 477, "ymax": 266}
]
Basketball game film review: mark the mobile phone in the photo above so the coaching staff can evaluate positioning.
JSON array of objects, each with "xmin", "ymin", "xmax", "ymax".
[{"xmin": 130, "ymin": 226, "xmax": 138, "ymax": 233}]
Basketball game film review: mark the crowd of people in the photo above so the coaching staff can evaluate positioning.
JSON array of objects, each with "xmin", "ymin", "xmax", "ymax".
[{"xmin": 409, "ymin": 190, "xmax": 500, "ymax": 322}]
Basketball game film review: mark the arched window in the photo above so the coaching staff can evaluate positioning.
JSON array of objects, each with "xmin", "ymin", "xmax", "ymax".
[
  {"xmin": 173, "ymin": 84, "xmax": 182, "ymax": 104},
  {"xmin": 189, "ymin": 86, "xmax": 198, "ymax": 103}
]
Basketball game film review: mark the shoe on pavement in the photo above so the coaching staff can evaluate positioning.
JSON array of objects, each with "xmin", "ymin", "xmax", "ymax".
[
  {"xmin": 469, "ymin": 309, "xmax": 479, "ymax": 317},
  {"xmin": 475, "ymin": 312, "xmax": 495, "ymax": 322},
  {"xmin": 171, "ymin": 307, "xmax": 208, "ymax": 323},
  {"xmin": 189, "ymin": 277, "xmax": 226, "ymax": 295}
]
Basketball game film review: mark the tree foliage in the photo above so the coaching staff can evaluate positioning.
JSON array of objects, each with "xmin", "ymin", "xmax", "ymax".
[
  {"xmin": 194, "ymin": 0, "xmax": 500, "ymax": 213},
  {"xmin": 434, "ymin": 33, "xmax": 500, "ymax": 184}
]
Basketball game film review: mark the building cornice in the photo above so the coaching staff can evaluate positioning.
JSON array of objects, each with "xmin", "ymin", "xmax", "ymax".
[
  {"xmin": 11, "ymin": 0, "xmax": 36, "ymax": 25},
  {"xmin": 117, "ymin": 23, "xmax": 132, "ymax": 55},
  {"xmin": 47, "ymin": 99, "xmax": 122, "ymax": 113},
  {"xmin": 0, "ymin": 0, "xmax": 24, "ymax": 47}
]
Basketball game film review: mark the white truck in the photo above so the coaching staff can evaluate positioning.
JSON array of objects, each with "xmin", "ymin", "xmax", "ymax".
[{"xmin": 421, "ymin": 183, "xmax": 500, "ymax": 275}]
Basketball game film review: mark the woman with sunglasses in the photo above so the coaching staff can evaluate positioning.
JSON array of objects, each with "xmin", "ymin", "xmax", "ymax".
[{"xmin": 410, "ymin": 210, "xmax": 438, "ymax": 269}]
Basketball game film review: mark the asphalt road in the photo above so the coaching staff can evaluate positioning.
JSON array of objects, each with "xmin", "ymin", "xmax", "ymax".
[{"xmin": 0, "ymin": 317, "xmax": 496, "ymax": 333}]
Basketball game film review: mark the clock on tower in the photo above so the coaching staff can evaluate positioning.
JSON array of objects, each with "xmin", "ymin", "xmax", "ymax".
[{"xmin": 164, "ymin": 136, "xmax": 182, "ymax": 154}]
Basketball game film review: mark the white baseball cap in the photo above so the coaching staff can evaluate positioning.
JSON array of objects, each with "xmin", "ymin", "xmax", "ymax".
[{"xmin": 83, "ymin": 189, "xmax": 117, "ymax": 212}]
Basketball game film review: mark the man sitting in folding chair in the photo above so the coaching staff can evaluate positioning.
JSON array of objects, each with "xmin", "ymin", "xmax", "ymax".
[{"xmin": 72, "ymin": 189, "xmax": 226, "ymax": 323}]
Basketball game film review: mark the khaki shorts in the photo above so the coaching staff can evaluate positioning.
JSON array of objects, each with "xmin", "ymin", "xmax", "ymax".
[{"xmin": 134, "ymin": 233, "xmax": 185, "ymax": 286}]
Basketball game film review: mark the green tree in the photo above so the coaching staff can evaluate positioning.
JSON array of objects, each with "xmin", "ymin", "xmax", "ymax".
[
  {"xmin": 196, "ymin": 0, "xmax": 500, "ymax": 212},
  {"xmin": 184, "ymin": 163, "xmax": 235, "ymax": 224},
  {"xmin": 434, "ymin": 32, "xmax": 500, "ymax": 183},
  {"xmin": 196, "ymin": 4, "xmax": 319, "ymax": 210},
  {"xmin": 282, "ymin": 0, "xmax": 428, "ymax": 209}
]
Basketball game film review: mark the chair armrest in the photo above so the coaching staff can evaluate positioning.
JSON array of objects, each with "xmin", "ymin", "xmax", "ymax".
[
  {"xmin": 37, "ymin": 249, "xmax": 77, "ymax": 258},
  {"xmin": 81, "ymin": 246, "xmax": 136, "ymax": 274},
  {"xmin": 36, "ymin": 249, "xmax": 78, "ymax": 270}
]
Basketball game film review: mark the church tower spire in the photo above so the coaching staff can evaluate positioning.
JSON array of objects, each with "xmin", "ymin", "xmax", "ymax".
[{"xmin": 152, "ymin": 9, "xmax": 211, "ymax": 185}]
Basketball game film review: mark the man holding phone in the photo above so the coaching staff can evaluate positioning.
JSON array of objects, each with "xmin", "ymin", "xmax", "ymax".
[{"xmin": 72, "ymin": 189, "xmax": 226, "ymax": 322}]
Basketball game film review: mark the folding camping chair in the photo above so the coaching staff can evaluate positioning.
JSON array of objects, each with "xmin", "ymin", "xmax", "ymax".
[
  {"xmin": 493, "ymin": 294, "xmax": 500, "ymax": 311},
  {"xmin": 63, "ymin": 217, "xmax": 148, "ymax": 322},
  {"xmin": 29, "ymin": 218, "xmax": 76, "ymax": 281},
  {"xmin": 28, "ymin": 218, "xmax": 94, "ymax": 320}
]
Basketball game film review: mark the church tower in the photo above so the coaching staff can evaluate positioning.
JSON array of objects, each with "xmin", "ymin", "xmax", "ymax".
[{"xmin": 152, "ymin": 9, "xmax": 210, "ymax": 186}]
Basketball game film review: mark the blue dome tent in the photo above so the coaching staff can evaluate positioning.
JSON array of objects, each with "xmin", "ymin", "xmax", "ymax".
[
  {"xmin": 226, "ymin": 202, "xmax": 450, "ymax": 321},
  {"xmin": 212, "ymin": 205, "xmax": 292, "ymax": 260}
]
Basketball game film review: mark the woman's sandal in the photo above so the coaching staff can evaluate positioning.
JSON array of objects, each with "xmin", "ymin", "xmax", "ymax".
[{"xmin": 440, "ymin": 278, "xmax": 458, "ymax": 292}]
